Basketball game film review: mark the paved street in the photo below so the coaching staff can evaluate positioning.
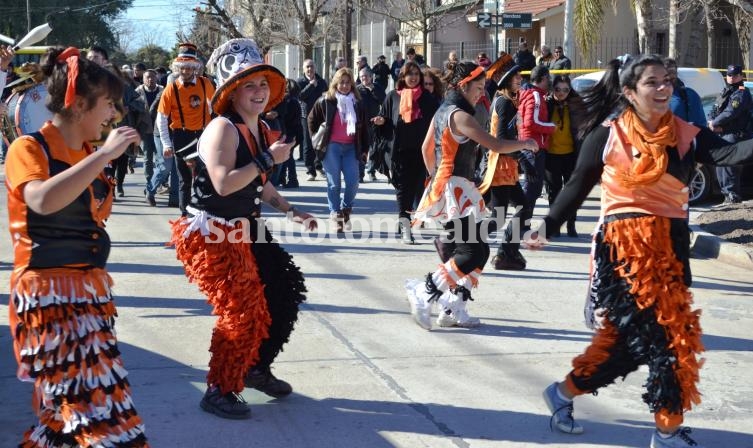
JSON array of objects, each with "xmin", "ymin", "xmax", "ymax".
[{"xmin": 1, "ymin": 161, "xmax": 752, "ymax": 447}]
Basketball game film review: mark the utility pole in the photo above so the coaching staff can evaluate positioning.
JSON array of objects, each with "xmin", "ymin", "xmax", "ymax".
[
  {"xmin": 494, "ymin": 0, "xmax": 499, "ymax": 57},
  {"xmin": 26, "ymin": 0, "xmax": 31, "ymax": 32},
  {"xmin": 343, "ymin": 0, "xmax": 352, "ymax": 67},
  {"xmin": 563, "ymin": 0, "xmax": 573, "ymax": 60}
]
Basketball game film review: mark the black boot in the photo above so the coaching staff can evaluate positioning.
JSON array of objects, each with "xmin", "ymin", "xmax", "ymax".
[
  {"xmin": 245, "ymin": 366, "xmax": 293, "ymax": 398},
  {"xmin": 566, "ymin": 220, "xmax": 578, "ymax": 238}
]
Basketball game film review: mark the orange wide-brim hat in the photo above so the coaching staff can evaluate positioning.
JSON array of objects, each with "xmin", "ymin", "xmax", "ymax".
[{"xmin": 208, "ymin": 38, "xmax": 286, "ymax": 116}]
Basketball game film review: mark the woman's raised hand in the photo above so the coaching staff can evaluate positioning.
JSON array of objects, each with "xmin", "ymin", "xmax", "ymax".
[{"xmin": 99, "ymin": 126, "xmax": 141, "ymax": 158}]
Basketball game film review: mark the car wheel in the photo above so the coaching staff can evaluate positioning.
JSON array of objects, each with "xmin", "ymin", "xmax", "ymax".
[{"xmin": 688, "ymin": 164, "xmax": 712, "ymax": 204}]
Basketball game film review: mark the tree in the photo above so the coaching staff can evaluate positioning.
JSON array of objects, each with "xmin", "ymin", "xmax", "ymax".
[
  {"xmin": 0, "ymin": 0, "xmax": 133, "ymax": 51},
  {"xmin": 362, "ymin": 0, "xmax": 479, "ymax": 62},
  {"xmin": 573, "ymin": 0, "xmax": 616, "ymax": 63},
  {"xmin": 132, "ymin": 45, "xmax": 173, "ymax": 69},
  {"xmin": 202, "ymin": 0, "xmax": 337, "ymax": 60}
]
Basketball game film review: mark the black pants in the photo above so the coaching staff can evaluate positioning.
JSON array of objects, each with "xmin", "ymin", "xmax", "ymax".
[
  {"xmin": 545, "ymin": 152, "xmax": 577, "ymax": 225},
  {"xmin": 392, "ymin": 148, "xmax": 426, "ymax": 219},
  {"xmin": 488, "ymin": 183, "xmax": 532, "ymax": 256},
  {"xmin": 172, "ymin": 129, "xmax": 202, "ymax": 216},
  {"xmin": 112, "ymin": 153, "xmax": 130, "ymax": 192},
  {"xmin": 301, "ymin": 118, "xmax": 322, "ymax": 176},
  {"xmin": 444, "ymin": 216, "xmax": 490, "ymax": 275}
]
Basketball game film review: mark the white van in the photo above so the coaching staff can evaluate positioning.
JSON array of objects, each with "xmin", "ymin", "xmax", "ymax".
[{"xmin": 572, "ymin": 67, "xmax": 724, "ymax": 103}]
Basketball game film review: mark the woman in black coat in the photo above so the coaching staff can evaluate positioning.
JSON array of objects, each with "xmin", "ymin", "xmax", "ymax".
[{"xmin": 373, "ymin": 61, "xmax": 439, "ymax": 243}]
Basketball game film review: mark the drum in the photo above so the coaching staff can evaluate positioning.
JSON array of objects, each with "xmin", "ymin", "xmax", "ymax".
[{"xmin": 7, "ymin": 83, "xmax": 52, "ymax": 137}]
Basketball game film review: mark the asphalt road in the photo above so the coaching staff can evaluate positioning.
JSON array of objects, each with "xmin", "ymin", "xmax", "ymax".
[{"xmin": 1, "ymin": 162, "xmax": 752, "ymax": 447}]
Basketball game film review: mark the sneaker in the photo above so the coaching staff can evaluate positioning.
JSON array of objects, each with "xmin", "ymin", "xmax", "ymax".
[
  {"xmin": 244, "ymin": 366, "xmax": 293, "ymax": 398},
  {"xmin": 199, "ymin": 386, "xmax": 251, "ymax": 419},
  {"xmin": 436, "ymin": 309, "xmax": 481, "ymax": 328},
  {"xmin": 369, "ymin": 173, "xmax": 377, "ymax": 182},
  {"xmin": 145, "ymin": 191, "xmax": 156, "ymax": 207},
  {"xmin": 306, "ymin": 174, "xmax": 316, "ymax": 181},
  {"xmin": 157, "ymin": 185, "xmax": 170, "ymax": 195},
  {"xmin": 542, "ymin": 382, "xmax": 584, "ymax": 434},
  {"xmin": 650, "ymin": 427, "xmax": 703, "ymax": 448},
  {"xmin": 405, "ymin": 278, "xmax": 432, "ymax": 330}
]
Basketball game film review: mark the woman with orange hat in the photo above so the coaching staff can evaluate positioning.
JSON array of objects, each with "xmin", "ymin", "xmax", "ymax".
[
  {"xmin": 170, "ymin": 38, "xmax": 317, "ymax": 420},
  {"xmin": 5, "ymin": 47, "xmax": 148, "ymax": 446}
]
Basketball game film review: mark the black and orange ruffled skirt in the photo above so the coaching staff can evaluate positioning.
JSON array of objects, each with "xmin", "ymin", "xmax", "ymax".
[
  {"xmin": 571, "ymin": 214, "xmax": 703, "ymax": 416},
  {"xmin": 9, "ymin": 267, "xmax": 148, "ymax": 447}
]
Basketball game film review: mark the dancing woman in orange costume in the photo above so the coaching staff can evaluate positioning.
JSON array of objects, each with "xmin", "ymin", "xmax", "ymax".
[
  {"xmin": 538, "ymin": 55, "xmax": 753, "ymax": 448},
  {"xmin": 170, "ymin": 38, "xmax": 317, "ymax": 420},
  {"xmin": 5, "ymin": 47, "xmax": 147, "ymax": 447}
]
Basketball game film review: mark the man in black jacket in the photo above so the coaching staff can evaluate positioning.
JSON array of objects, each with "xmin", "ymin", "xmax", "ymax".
[
  {"xmin": 296, "ymin": 59, "xmax": 327, "ymax": 180},
  {"xmin": 372, "ymin": 55, "xmax": 391, "ymax": 93}
]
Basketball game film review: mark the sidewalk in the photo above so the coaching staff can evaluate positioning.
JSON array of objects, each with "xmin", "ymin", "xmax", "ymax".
[
  {"xmin": 689, "ymin": 205, "xmax": 753, "ymax": 269},
  {"xmin": 1, "ymin": 162, "xmax": 752, "ymax": 447}
]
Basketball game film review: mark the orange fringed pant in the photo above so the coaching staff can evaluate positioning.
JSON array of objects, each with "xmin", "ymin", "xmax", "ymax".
[
  {"xmin": 561, "ymin": 215, "xmax": 704, "ymax": 431},
  {"xmin": 9, "ymin": 268, "xmax": 149, "ymax": 447},
  {"xmin": 171, "ymin": 216, "xmax": 272, "ymax": 395}
]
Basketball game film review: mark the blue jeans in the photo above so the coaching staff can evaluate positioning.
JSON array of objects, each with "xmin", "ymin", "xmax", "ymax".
[
  {"xmin": 141, "ymin": 134, "xmax": 157, "ymax": 182},
  {"xmin": 322, "ymin": 142, "xmax": 359, "ymax": 212},
  {"xmin": 519, "ymin": 149, "xmax": 546, "ymax": 208},
  {"xmin": 148, "ymin": 135, "xmax": 179, "ymax": 202}
]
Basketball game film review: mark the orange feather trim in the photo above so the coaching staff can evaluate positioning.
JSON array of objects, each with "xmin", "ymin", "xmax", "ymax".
[
  {"xmin": 171, "ymin": 217, "xmax": 272, "ymax": 394},
  {"xmin": 603, "ymin": 215, "xmax": 704, "ymax": 411}
]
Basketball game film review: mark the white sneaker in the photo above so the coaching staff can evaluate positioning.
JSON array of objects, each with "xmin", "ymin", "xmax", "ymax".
[
  {"xmin": 650, "ymin": 427, "xmax": 703, "ymax": 448},
  {"xmin": 405, "ymin": 279, "xmax": 432, "ymax": 330},
  {"xmin": 436, "ymin": 309, "xmax": 481, "ymax": 328}
]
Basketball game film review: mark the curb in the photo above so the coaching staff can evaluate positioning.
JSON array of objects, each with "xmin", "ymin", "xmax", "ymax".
[{"xmin": 690, "ymin": 224, "xmax": 753, "ymax": 269}]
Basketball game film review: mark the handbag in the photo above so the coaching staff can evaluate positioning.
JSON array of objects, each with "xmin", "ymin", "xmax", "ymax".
[{"xmin": 311, "ymin": 123, "xmax": 326, "ymax": 150}]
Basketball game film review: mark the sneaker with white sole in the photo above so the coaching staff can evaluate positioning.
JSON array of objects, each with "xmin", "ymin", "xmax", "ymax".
[
  {"xmin": 542, "ymin": 382, "xmax": 584, "ymax": 434},
  {"xmin": 405, "ymin": 278, "xmax": 433, "ymax": 330},
  {"xmin": 437, "ymin": 309, "xmax": 481, "ymax": 328},
  {"xmin": 650, "ymin": 427, "xmax": 703, "ymax": 448}
]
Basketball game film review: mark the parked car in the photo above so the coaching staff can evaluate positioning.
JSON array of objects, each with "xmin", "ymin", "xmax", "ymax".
[{"xmin": 573, "ymin": 68, "xmax": 752, "ymax": 203}]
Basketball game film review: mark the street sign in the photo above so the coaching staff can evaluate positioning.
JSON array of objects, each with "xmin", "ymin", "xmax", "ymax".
[
  {"xmin": 477, "ymin": 12, "xmax": 492, "ymax": 28},
  {"xmin": 501, "ymin": 13, "xmax": 532, "ymax": 29}
]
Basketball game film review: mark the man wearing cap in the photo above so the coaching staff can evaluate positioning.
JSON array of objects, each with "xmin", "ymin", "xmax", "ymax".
[
  {"xmin": 513, "ymin": 41, "xmax": 536, "ymax": 72},
  {"xmin": 372, "ymin": 54, "xmax": 390, "ymax": 92},
  {"xmin": 708, "ymin": 64, "xmax": 752, "ymax": 205},
  {"xmin": 355, "ymin": 55, "xmax": 370, "ymax": 85},
  {"xmin": 156, "ymin": 42, "xmax": 215, "ymax": 216}
]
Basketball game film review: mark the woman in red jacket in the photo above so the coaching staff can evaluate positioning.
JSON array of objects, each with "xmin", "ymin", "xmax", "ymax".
[{"xmin": 517, "ymin": 65, "xmax": 556, "ymax": 206}]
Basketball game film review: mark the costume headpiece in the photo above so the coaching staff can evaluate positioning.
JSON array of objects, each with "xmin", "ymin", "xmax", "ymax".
[{"xmin": 207, "ymin": 38, "xmax": 285, "ymax": 115}]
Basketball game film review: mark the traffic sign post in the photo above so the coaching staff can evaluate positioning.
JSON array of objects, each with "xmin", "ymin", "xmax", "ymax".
[{"xmin": 475, "ymin": 12, "xmax": 532, "ymax": 29}]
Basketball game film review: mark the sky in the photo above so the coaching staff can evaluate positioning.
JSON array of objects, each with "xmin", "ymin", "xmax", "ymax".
[{"xmin": 121, "ymin": 0, "xmax": 197, "ymax": 51}]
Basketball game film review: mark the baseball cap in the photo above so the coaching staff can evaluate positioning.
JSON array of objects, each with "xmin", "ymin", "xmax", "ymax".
[{"xmin": 726, "ymin": 64, "xmax": 743, "ymax": 76}]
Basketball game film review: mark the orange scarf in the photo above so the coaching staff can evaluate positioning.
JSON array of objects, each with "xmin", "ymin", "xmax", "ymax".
[
  {"xmin": 618, "ymin": 108, "xmax": 677, "ymax": 188},
  {"xmin": 398, "ymin": 86, "xmax": 423, "ymax": 123}
]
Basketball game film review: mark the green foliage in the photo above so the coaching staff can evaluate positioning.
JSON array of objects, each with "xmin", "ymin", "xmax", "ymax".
[
  {"xmin": 0, "ymin": 0, "xmax": 133, "ymax": 51},
  {"xmin": 574, "ymin": 0, "xmax": 610, "ymax": 59},
  {"xmin": 131, "ymin": 45, "xmax": 172, "ymax": 69}
]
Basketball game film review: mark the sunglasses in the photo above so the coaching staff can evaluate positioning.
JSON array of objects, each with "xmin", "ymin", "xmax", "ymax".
[{"xmin": 554, "ymin": 87, "xmax": 571, "ymax": 93}]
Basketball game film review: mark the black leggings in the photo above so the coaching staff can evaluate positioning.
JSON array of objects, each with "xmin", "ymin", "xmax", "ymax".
[
  {"xmin": 444, "ymin": 216, "xmax": 490, "ymax": 275},
  {"xmin": 545, "ymin": 152, "xmax": 577, "ymax": 221},
  {"xmin": 488, "ymin": 183, "xmax": 532, "ymax": 255},
  {"xmin": 392, "ymin": 149, "xmax": 426, "ymax": 219}
]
